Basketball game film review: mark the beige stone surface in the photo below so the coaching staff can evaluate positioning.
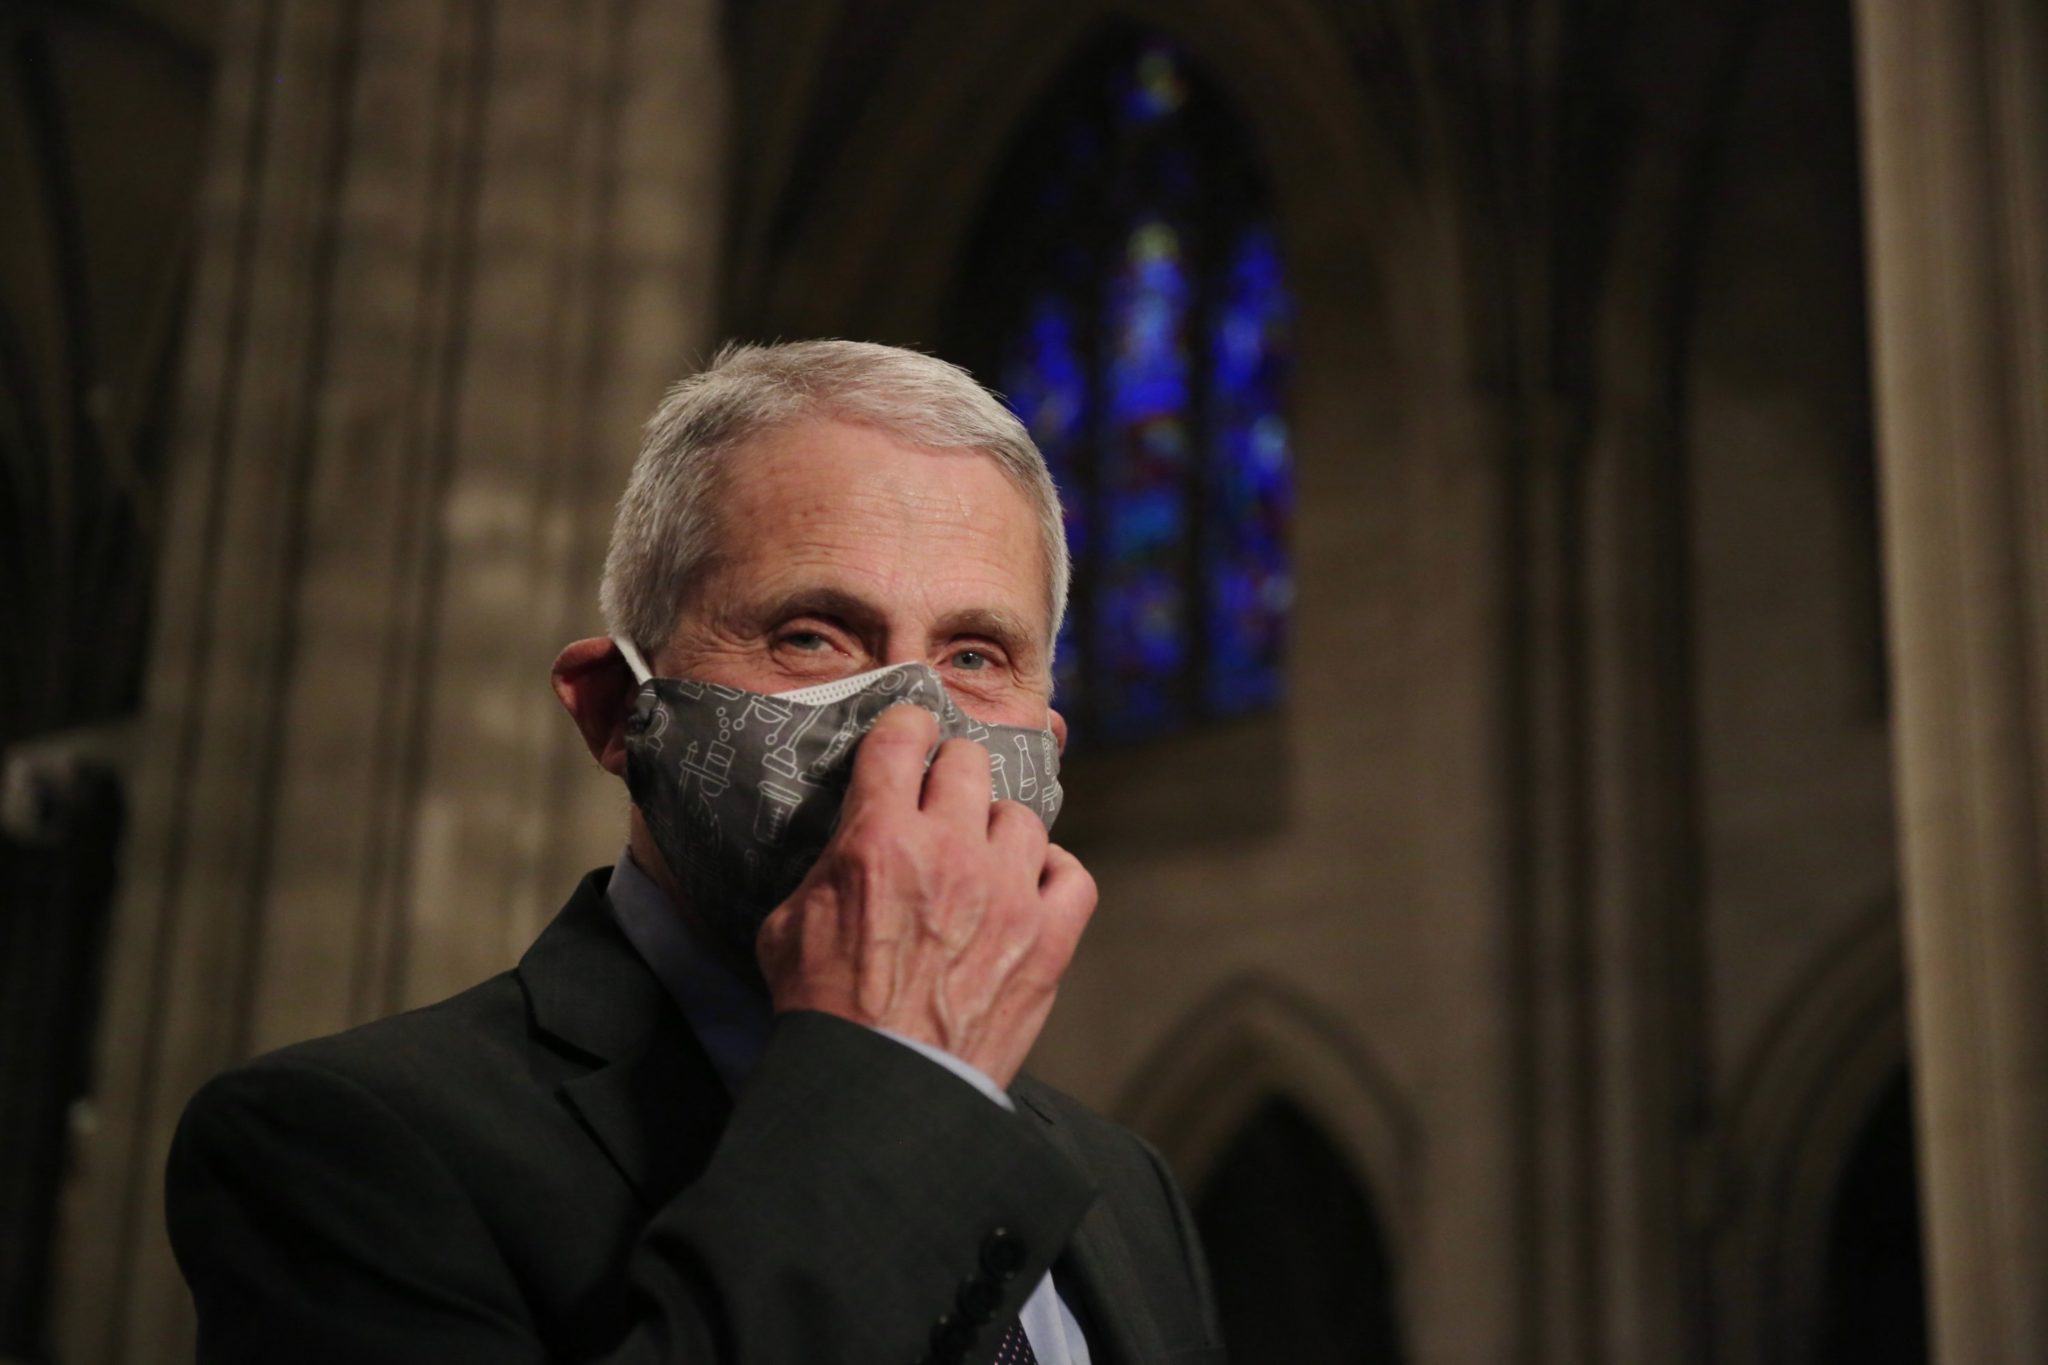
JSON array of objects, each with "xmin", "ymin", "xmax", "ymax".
[
  {"xmin": 51, "ymin": 3, "xmax": 725, "ymax": 1360},
  {"xmin": 1857, "ymin": 0, "xmax": 2048, "ymax": 1360}
]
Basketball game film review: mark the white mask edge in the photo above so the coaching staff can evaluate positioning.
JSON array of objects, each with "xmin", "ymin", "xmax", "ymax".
[{"xmin": 613, "ymin": 637, "xmax": 654, "ymax": 685}]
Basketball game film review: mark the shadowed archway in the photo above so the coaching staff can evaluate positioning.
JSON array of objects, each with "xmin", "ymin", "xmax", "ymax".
[
  {"xmin": 1195, "ymin": 1095, "xmax": 1407, "ymax": 1364},
  {"xmin": 1117, "ymin": 978, "xmax": 1418, "ymax": 1357},
  {"xmin": 1715, "ymin": 908, "xmax": 1921, "ymax": 1365},
  {"xmin": 1816, "ymin": 1071, "xmax": 1927, "ymax": 1365}
]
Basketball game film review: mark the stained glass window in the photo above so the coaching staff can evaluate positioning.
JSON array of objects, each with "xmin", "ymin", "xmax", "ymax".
[{"xmin": 951, "ymin": 33, "xmax": 1293, "ymax": 745}]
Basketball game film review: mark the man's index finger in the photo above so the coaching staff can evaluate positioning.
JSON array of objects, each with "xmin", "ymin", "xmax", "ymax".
[{"xmin": 843, "ymin": 703, "xmax": 938, "ymax": 811}]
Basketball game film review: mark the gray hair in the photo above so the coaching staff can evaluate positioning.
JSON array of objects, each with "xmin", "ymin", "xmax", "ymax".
[{"xmin": 600, "ymin": 339, "xmax": 1070, "ymax": 663}]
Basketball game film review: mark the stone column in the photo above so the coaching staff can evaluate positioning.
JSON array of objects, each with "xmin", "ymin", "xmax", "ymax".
[
  {"xmin": 50, "ymin": 2, "xmax": 726, "ymax": 1360},
  {"xmin": 1854, "ymin": 2, "xmax": 2048, "ymax": 1362}
]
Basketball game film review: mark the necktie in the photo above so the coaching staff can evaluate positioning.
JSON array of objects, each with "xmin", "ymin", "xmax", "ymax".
[{"xmin": 993, "ymin": 1322, "xmax": 1039, "ymax": 1364}]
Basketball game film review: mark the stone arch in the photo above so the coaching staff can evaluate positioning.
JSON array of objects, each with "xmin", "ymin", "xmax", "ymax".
[
  {"xmin": 723, "ymin": 0, "xmax": 1454, "ymax": 425},
  {"xmin": 722, "ymin": 0, "xmax": 1474, "ymax": 858},
  {"xmin": 1114, "ymin": 975, "xmax": 1420, "ymax": 1248},
  {"xmin": 1712, "ymin": 904, "xmax": 1912, "ymax": 1365}
]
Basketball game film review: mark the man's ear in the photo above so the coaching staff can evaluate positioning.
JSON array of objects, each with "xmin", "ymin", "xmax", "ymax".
[
  {"xmin": 551, "ymin": 637, "xmax": 637, "ymax": 777},
  {"xmin": 1048, "ymin": 705, "xmax": 1069, "ymax": 755}
]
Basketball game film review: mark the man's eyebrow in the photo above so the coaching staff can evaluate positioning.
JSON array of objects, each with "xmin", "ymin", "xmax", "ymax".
[
  {"xmin": 749, "ymin": 585, "xmax": 885, "ymax": 629},
  {"xmin": 930, "ymin": 606, "xmax": 1040, "ymax": 650},
  {"xmin": 742, "ymin": 588, "xmax": 1044, "ymax": 658}
]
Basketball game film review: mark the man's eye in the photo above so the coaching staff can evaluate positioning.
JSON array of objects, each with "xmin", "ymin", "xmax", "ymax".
[
  {"xmin": 780, "ymin": 630, "xmax": 831, "ymax": 652},
  {"xmin": 949, "ymin": 648, "xmax": 990, "ymax": 672}
]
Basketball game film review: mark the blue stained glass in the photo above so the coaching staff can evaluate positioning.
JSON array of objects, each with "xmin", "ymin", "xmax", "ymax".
[
  {"xmin": 1205, "ymin": 225, "xmax": 1294, "ymax": 715},
  {"xmin": 1107, "ymin": 222, "xmax": 1191, "ymax": 423},
  {"xmin": 1097, "ymin": 215, "xmax": 1193, "ymax": 735},
  {"xmin": 1005, "ymin": 301, "xmax": 1086, "ymax": 475},
  {"xmin": 971, "ymin": 35, "xmax": 1292, "ymax": 746},
  {"xmin": 1001, "ymin": 297, "xmax": 1088, "ymax": 706},
  {"xmin": 1106, "ymin": 488, "xmax": 1185, "ymax": 559},
  {"xmin": 1120, "ymin": 43, "xmax": 1188, "ymax": 124},
  {"xmin": 1097, "ymin": 567, "xmax": 1184, "ymax": 730}
]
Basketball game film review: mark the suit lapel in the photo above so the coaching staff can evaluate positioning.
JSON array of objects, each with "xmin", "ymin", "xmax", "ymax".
[
  {"xmin": 522, "ymin": 875, "xmax": 1172, "ymax": 1359},
  {"xmin": 1015, "ymin": 1084, "xmax": 1169, "ymax": 1365},
  {"xmin": 520, "ymin": 871, "xmax": 730, "ymax": 1208}
]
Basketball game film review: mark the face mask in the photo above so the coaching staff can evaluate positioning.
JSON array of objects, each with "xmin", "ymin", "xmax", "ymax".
[{"xmin": 615, "ymin": 639, "xmax": 1064, "ymax": 949}]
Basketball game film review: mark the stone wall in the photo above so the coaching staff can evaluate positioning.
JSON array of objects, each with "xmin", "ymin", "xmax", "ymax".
[{"xmin": 51, "ymin": 3, "xmax": 726, "ymax": 1358}]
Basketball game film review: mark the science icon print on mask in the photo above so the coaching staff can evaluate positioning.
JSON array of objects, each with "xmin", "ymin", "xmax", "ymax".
[
  {"xmin": 615, "ymin": 642, "xmax": 1064, "ymax": 950},
  {"xmin": 949, "ymin": 31, "xmax": 1295, "ymax": 748}
]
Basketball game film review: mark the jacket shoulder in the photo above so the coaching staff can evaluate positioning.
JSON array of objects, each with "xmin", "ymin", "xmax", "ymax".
[
  {"xmin": 244, "ymin": 967, "xmax": 530, "ymax": 1094},
  {"xmin": 198, "ymin": 865, "xmax": 621, "ymax": 1114}
]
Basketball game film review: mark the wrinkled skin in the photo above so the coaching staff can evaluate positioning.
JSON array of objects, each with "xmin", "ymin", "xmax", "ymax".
[{"xmin": 552, "ymin": 417, "xmax": 1094, "ymax": 1086}]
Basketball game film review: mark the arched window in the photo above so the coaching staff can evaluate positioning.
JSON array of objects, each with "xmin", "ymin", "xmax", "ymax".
[
  {"xmin": 948, "ymin": 33, "xmax": 1293, "ymax": 745},
  {"xmin": 1195, "ymin": 1097, "xmax": 1407, "ymax": 1363}
]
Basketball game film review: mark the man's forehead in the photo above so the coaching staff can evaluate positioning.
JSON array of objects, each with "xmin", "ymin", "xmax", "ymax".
[
  {"xmin": 689, "ymin": 427, "xmax": 1050, "ymax": 646},
  {"xmin": 724, "ymin": 415, "xmax": 986, "ymax": 481},
  {"xmin": 714, "ymin": 428, "xmax": 1024, "ymax": 535}
]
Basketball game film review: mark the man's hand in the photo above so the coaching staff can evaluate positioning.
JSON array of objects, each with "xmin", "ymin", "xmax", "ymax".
[{"xmin": 757, "ymin": 704, "xmax": 1096, "ymax": 1088}]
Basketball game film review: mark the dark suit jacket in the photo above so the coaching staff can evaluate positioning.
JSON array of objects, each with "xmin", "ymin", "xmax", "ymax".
[{"xmin": 166, "ymin": 869, "xmax": 1225, "ymax": 1365}]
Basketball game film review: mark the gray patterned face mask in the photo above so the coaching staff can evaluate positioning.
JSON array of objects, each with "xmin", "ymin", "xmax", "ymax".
[{"xmin": 615, "ymin": 640, "xmax": 1064, "ymax": 949}]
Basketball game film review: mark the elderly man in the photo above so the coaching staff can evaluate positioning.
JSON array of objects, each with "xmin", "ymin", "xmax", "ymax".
[{"xmin": 166, "ymin": 341, "xmax": 1226, "ymax": 1365}]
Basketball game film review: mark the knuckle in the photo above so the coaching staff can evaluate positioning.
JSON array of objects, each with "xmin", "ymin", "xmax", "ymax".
[
  {"xmin": 937, "ymin": 736, "xmax": 990, "ymax": 765},
  {"xmin": 1071, "ymin": 863, "xmax": 1099, "ymax": 903},
  {"xmin": 1022, "ymin": 931, "xmax": 1079, "ymax": 983},
  {"xmin": 874, "ymin": 703, "xmax": 937, "ymax": 736},
  {"xmin": 860, "ymin": 711, "xmax": 933, "ymax": 752},
  {"xmin": 1048, "ymin": 841, "xmax": 1086, "ymax": 873},
  {"xmin": 835, "ymin": 831, "xmax": 896, "ymax": 882},
  {"xmin": 989, "ymin": 798, "xmax": 1040, "ymax": 832},
  {"xmin": 1049, "ymin": 864, "xmax": 1098, "ymax": 919},
  {"xmin": 992, "ymin": 806, "xmax": 1050, "ymax": 858},
  {"xmin": 755, "ymin": 908, "xmax": 798, "ymax": 962},
  {"xmin": 857, "ymin": 726, "xmax": 922, "ymax": 760}
]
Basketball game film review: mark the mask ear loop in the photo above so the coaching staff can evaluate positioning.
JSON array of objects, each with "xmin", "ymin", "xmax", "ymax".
[{"xmin": 613, "ymin": 637, "xmax": 654, "ymax": 685}]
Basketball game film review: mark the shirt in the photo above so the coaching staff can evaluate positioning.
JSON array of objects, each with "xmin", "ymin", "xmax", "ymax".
[{"xmin": 605, "ymin": 850, "xmax": 1092, "ymax": 1365}]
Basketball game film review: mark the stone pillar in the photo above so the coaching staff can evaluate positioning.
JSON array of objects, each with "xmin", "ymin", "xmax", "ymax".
[
  {"xmin": 1853, "ymin": 2, "xmax": 2048, "ymax": 1362},
  {"xmin": 50, "ymin": 2, "xmax": 726, "ymax": 1360}
]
